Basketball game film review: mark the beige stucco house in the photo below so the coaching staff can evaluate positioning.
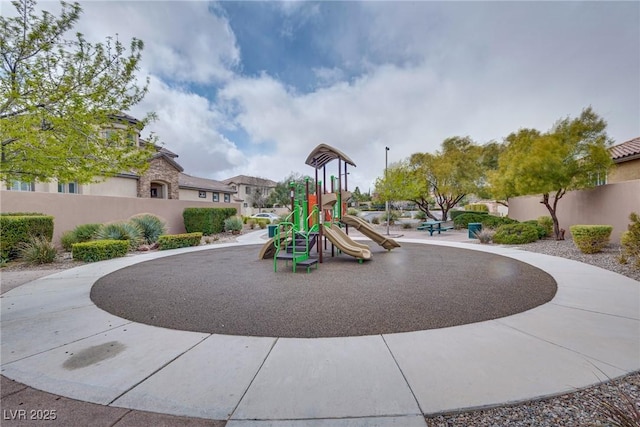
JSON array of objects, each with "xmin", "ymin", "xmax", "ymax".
[
  {"xmin": 4, "ymin": 113, "xmax": 237, "ymax": 203},
  {"xmin": 221, "ymin": 175, "xmax": 278, "ymax": 216},
  {"xmin": 609, "ymin": 137, "xmax": 640, "ymax": 183}
]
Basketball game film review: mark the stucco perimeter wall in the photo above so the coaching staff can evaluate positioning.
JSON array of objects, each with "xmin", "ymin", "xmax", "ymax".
[
  {"xmin": 0, "ymin": 191, "xmax": 241, "ymax": 245},
  {"xmin": 508, "ymin": 180, "xmax": 640, "ymax": 243}
]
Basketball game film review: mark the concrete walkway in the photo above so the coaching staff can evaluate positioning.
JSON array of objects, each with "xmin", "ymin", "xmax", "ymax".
[{"xmin": 1, "ymin": 230, "xmax": 639, "ymax": 426}]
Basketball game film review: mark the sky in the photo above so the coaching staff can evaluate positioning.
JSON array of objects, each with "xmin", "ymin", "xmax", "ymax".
[{"xmin": 3, "ymin": 0, "xmax": 639, "ymax": 192}]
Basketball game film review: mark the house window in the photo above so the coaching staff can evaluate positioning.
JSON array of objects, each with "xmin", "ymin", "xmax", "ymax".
[
  {"xmin": 224, "ymin": 193, "xmax": 230, "ymax": 203},
  {"xmin": 9, "ymin": 180, "xmax": 34, "ymax": 191},
  {"xmin": 198, "ymin": 190, "xmax": 206, "ymax": 198},
  {"xmin": 150, "ymin": 182, "xmax": 166, "ymax": 198},
  {"xmin": 58, "ymin": 182, "xmax": 79, "ymax": 194},
  {"xmin": 245, "ymin": 186, "xmax": 251, "ymax": 195},
  {"xmin": 243, "ymin": 202, "xmax": 248, "ymax": 208},
  {"xmin": 213, "ymin": 193, "xmax": 219, "ymax": 202}
]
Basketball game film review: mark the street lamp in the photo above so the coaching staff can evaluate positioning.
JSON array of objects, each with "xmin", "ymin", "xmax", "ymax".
[{"xmin": 385, "ymin": 146, "xmax": 390, "ymax": 236}]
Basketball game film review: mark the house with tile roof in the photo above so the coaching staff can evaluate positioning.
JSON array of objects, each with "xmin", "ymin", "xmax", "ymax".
[
  {"xmin": 608, "ymin": 137, "xmax": 640, "ymax": 183},
  {"xmin": 221, "ymin": 175, "xmax": 278, "ymax": 216}
]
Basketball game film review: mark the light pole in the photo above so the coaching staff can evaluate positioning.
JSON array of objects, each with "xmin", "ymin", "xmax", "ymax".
[{"xmin": 385, "ymin": 146, "xmax": 390, "ymax": 236}]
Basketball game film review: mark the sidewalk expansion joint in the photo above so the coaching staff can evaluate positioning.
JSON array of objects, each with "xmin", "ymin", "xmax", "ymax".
[
  {"xmin": 549, "ymin": 301, "xmax": 640, "ymax": 321},
  {"xmin": 106, "ymin": 333, "xmax": 211, "ymax": 405},
  {"xmin": 227, "ymin": 336, "xmax": 279, "ymax": 421},
  {"xmin": 381, "ymin": 334, "xmax": 425, "ymax": 416}
]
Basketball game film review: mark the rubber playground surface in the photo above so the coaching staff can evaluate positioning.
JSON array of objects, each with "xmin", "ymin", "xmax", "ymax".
[{"xmin": 91, "ymin": 242, "xmax": 557, "ymax": 338}]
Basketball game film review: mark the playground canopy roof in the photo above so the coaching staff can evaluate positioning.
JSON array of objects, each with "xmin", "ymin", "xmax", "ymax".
[{"xmin": 305, "ymin": 144, "xmax": 356, "ymax": 169}]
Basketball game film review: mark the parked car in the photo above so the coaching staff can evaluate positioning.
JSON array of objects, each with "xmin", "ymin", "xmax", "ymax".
[{"xmin": 250, "ymin": 212, "xmax": 280, "ymax": 223}]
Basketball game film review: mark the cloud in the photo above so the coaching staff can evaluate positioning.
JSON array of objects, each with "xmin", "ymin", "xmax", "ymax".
[
  {"xmin": 130, "ymin": 77, "xmax": 245, "ymax": 179},
  {"xmin": 76, "ymin": 1, "xmax": 240, "ymax": 84}
]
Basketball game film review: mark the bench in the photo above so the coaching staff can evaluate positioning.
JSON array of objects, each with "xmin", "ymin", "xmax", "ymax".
[{"xmin": 417, "ymin": 222, "xmax": 454, "ymax": 236}]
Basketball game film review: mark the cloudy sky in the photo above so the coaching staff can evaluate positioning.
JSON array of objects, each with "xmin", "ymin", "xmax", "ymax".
[{"xmin": 6, "ymin": 0, "xmax": 639, "ymax": 191}]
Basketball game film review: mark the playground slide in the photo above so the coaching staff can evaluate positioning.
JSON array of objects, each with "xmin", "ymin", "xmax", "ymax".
[
  {"xmin": 322, "ymin": 225, "xmax": 372, "ymax": 260},
  {"xmin": 321, "ymin": 191, "xmax": 352, "ymax": 209},
  {"xmin": 258, "ymin": 235, "xmax": 290, "ymax": 260},
  {"xmin": 329, "ymin": 224, "xmax": 371, "ymax": 251},
  {"xmin": 341, "ymin": 214, "xmax": 401, "ymax": 250}
]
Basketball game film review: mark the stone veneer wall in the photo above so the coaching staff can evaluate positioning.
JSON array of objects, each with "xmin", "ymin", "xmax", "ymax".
[{"xmin": 137, "ymin": 157, "xmax": 180, "ymax": 199}]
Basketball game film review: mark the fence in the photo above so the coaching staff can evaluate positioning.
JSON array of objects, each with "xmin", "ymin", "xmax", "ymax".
[
  {"xmin": 508, "ymin": 180, "xmax": 640, "ymax": 243},
  {"xmin": 1, "ymin": 191, "xmax": 241, "ymax": 245}
]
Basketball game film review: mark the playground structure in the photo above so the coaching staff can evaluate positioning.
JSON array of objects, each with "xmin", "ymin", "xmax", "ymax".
[{"xmin": 258, "ymin": 144, "xmax": 400, "ymax": 272}]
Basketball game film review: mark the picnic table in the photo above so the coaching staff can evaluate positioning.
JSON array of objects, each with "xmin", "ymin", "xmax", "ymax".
[{"xmin": 417, "ymin": 221, "xmax": 454, "ymax": 236}]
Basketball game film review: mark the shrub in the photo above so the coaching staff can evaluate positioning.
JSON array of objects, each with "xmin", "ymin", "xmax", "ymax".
[
  {"xmin": 60, "ymin": 231, "xmax": 79, "ymax": 252},
  {"xmin": 347, "ymin": 208, "xmax": 359, "ymax": 216},
  {"xmin": 401, "ymin": 222, "xmax": 413, "ymax": 229},
  {"xmin": 158, "ymin": 232, "xmax": 203, "ymax": 250},
  {"xmin": 453, "ymin": 213, "xmax": 489, "ymax": 229},
  {"xmin": 224, "ymin": 216, "xmax": 243, "ymax": 233},
  {"xmin": 72, "ymin": 240, "xmax": 128, "ymax": 262},
  {"xmin": 414, "ymin": 211, "xmax": 427, "ymax": 220},
  {"xmin": 60, "ymin": 223, "xmax": 102, "ymax": 251},
  {"xmin": 492, "ymin": 223, "xmax": 540, "ymax": 245},
  {"xmin": 129, "ymin": 214, "xmax": 167, "ymax": 244},
  {"xmin": 257, "ymin": 220, "xmax": 268, "ymax": 229},
  {"xmin": 183, "ymin": 207, "xmax": 237, "ymax": 235},
  {"xmin": 620, "ymin": 212, "xmax": 640, "ymax": 268},
  {"xmin": 371, "ymin": 216, "xmax": 380, "ymax": 225},
  {"xmin": 465, "ymin": 203, "xmax": 489, "ymax": 212},
  {"xmin": 73, "ymin": 223, "xmax": 101, "ymax": 242},
  {"xmin": 17, "ymin": 236, "xmax": 57, "ymax": 264},
  {"xmin": 248, "ymin": 219, "xmax": 256, "ymax": 230},
  {"xmin": 570, "ymin": 225, "xmax": 613, "ymax": 254},
  {"xmin": 95, "ymin": 222, "xmax": 142, "ymax": 249},
  {"xmin": 474, "ymin": 228, "xmax": 495, "ymax": 244},
  {"xmin": 524, "ymin": 220, "xmax": 549, "ymax": 239},
  {"xmin": 537, "ymin": 216, "xmax": 554, "ymax": 237},
  {"xmin": 482, "ymin": 215, "xmax": 518, "ymax": 229},
  {"xmin": 0, "ymin": 214, "xmax": 54, "ymax": 260}
]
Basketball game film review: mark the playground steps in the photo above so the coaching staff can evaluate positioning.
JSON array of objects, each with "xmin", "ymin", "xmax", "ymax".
[{"xmin": 276, "ymin": 231, "xmax": 319, "ymax": 273}]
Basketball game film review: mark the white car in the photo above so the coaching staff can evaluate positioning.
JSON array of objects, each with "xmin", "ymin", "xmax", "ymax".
[{"xmin": 250, "ymin": 212, "xmax": 280, "ymax": 223}]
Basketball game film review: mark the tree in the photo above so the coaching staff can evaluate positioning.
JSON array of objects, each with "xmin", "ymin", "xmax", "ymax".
[
  {"xmin": 489, "ymin": 107, "xmax": 613, "ymax": 239},
  {"xmin": 1, "ymin": 0, "xmax": 155, "ymax": 185},
  {"xmin": 267, "ymin": 172, "xmax": 314, "ymax": 210}
]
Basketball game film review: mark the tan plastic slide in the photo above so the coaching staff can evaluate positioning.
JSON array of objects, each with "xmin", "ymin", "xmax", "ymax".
[
  {"xmin": 341, "ymin": 214, "xmax": 401, "ymax": 250},
  {"xmin": 322, "ymin": 225, "xmax": 372, "ymax": 260}
]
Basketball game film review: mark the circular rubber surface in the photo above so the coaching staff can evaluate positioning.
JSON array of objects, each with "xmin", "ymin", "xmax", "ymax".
[{"xmin": 91, "ymin": 243, "xmax": 557, "ymax": 338}]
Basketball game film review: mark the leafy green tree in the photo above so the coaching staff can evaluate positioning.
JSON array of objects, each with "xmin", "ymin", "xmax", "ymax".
[
  {"xmin": 376, "ymin": 136, "xmax": 484, "ymax": 221},
  {"xmin": 267, "ymin": 172, "xmax": 314, "ymax": 210},
  {"xmin": 489, "ymin": 107, "xmax": 613, "ymax": 239},
  {"xmin": 1, "ymin": 0, "xmax": 155, "ymax": 185}
]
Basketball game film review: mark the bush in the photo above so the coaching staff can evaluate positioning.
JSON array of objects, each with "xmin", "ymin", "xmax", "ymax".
[
  {"xmin": 60, "ymin": 223, "xmax": 102, "ymax": 251},
  {"xmin": 474, "ymin": 228, "xmax": 495, "ymax": 244},
  {"xmin": 401, "ymin": 222, "xmax": 413, "ymax": 229},
  {"xmin": 60, "ymin": 231, "xmax": 79, "ymax": 252},
  {"xmin": 414, "ymin": 211, "xmax": 427, "ymax": 220},
  {"xmin": 453, "ymin": 213, "xmax": 489, "ymax": 229},
  {"xmin": 620, "ymin": 212, "xmax": 640, "ymax": 268},
  {"xmin": 95, "ymin": 222, "xmax": 142, "ymax": 249},
  {"xmin": 73, "ymin": 223, "xmax": 101, "ymax": 242},
  {"xmin": 570, "ymin": 225, "xmax": 613, "ymax": 254},
  {"xmin": 257, "ymin": 220, "xmax": 267, "ymax": 229},
  {"xmin": 72, "ymin": 240, "xmax": 129, "ymax": 262},
  {"xmin": 524, "ymin": 220, "xmax": 549, "ymax": 239},
  {"xmin": 371, "ymin": 216, "xmax": 380, "ymax": 225},
  {"xmin": 183, "ymin": 207, "xmax": 237, "ymax": 235},
  {"xmin": 0, "ymin": 214, "xmax": 54, "ymax": 260},
  {"xmin": 464, "ymin": 203, "xmax": 489, "ymax": 212},
  {"xmin": 158, "ymin": 232, "xmax": 203, "ymax": 250},
  {"xmin": 347, "ymin": 208, "xmax": 359, "ymax": 216},
  {"xmin": 17, "ymin": 236, "xmax": 57, "ymax": 264},
  {"xmin": 129, "ymin": 214, "xmax": 167, "ymax": 244},
  {"xmin": 537, "ymin": 216, "xmax": 554, "ymax": 238},
  {"xmin": 492, "ymin": 223, "xmax": 540, "ymax": 245},
  {"xmin": 482, "ymin": 215, "xmax": 518, "ymax": 229},
  {"xmin": 224, "ymin": 216, "xmax": 243, "ymax": 233}
]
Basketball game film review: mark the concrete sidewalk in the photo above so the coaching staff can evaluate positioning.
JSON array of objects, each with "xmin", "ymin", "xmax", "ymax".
[{"xmin": 1, "ymin": 230, "xmax": 639, "ymax": 426}]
